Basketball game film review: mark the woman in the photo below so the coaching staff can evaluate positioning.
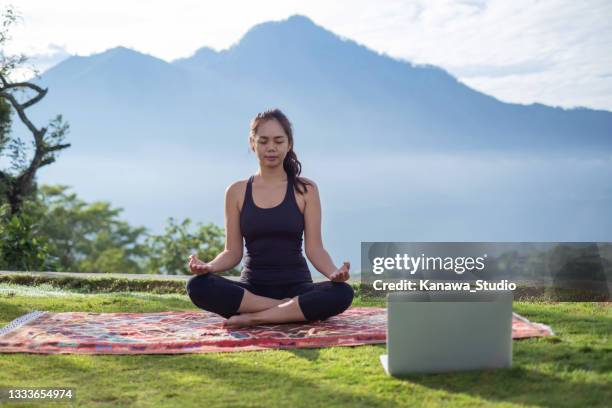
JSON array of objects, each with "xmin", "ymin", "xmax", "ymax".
[{"xmin": 185, "ymin": 108, "xmax": 354, "ymax": 328}]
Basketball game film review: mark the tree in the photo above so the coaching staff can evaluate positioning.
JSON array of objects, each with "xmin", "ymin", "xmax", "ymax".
[
  {"xmin": 0, "ymin": 97, "xmax": 11, "ymax": 201},
  {"xmin": 0, "ymin": 5, "xmax": 70, "ymax": 216},
  {"xmin": 31, "ymin": 184, "xmax": 233, "ymax": 276},
  {"xmin": 0, "ymin": 199, "xmax": 56, "ymax": 271},
  {"xmin": 0, "ymin": 5, "xmax": 70, "ymax": 270},
  {"xmin": 0, "ymin": 6, "xmax": 232, "ymax": 274},
  {"xmin": 33, "ymin": 184, "xmax": 150, "ymax": 273},
  {"xmin": 145, "ymin": 217, "xmax": 236, "ymax": 275}
]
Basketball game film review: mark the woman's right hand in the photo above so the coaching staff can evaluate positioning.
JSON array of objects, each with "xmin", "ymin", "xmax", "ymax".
[
  {"xmin": 329, "ymin": 261, "xmax": 350, "ymax": 282},
  {"xmin": 188, "ymin": 254, "xmax": 213, "ymax": 275}
]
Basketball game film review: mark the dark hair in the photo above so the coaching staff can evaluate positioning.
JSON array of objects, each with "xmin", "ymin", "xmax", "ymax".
[{"xmin": 249, "ymin": 108, "xmax": 312, "ymax": 194}]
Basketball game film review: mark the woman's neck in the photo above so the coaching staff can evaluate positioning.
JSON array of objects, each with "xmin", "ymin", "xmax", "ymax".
[{"xmin": 256, "ymin": 167, "xmax": 287, "ymax": 183}]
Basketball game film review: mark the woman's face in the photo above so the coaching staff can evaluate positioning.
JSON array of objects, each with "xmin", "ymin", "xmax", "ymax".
[{"xmin": 251, "ymin": 119, "xmax": 292, "ymax": 168}]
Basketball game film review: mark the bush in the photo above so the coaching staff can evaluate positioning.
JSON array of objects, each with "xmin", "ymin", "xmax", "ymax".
[{"xmin": 0, "ymin": 202, "xmax": 59, "ymax": 271}]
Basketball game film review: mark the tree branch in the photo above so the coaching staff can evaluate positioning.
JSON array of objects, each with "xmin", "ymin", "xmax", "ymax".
[
  {"xmin": 0, "ymin": 71, "xmax": 70, "ymax": 215},
  {"xmin": 46, "ymin": 142, "xmax": 71, "ymax": 153},
  {"xmin": 0, "ymin": 91, "xmax": 41, "ymax": 138}
]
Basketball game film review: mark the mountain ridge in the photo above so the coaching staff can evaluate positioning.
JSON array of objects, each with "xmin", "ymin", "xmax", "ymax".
[{"xmin": 15, "ymin": 13, "xmax": 611, "ymax": 156}]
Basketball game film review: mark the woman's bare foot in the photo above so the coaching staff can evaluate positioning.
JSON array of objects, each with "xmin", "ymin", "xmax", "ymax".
[
  {"xmin": 223, "ymin": 313, "xmax": 257, "ymax": 328},
  {"xmin": 223, "ymin": 298, "xmax": 293, "ymax": 328}
]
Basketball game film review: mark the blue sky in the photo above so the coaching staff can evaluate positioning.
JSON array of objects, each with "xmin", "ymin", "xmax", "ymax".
[{"xmin": 2, "ymin": 0, "xmax": 611, "ymax": 111}]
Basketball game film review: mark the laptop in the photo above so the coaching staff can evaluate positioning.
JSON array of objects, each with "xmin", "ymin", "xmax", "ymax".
[{"xmin": 380, "ymin": 289, "xmax": 513, "ymax": 375}]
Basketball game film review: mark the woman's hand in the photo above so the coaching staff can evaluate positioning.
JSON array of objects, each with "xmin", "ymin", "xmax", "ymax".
[
  {"xmin": 329, "ymin": 261, "xmax": 350, "ymax": 282},
  {"xmin": 188, "ymin": 254, "xmax": 213, "ymax": 275}
]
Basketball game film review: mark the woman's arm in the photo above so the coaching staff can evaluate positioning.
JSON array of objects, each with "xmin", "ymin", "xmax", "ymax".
[
  {"xmin": 302, "ymin": 178, "xmax": 343, "ymax": 279},
  {"xmin": 202, "ymin": 182, "xmax": 244, "ymax": 273}
]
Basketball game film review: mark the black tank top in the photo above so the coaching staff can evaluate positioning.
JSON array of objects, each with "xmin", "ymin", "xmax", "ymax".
[{"xmin": 239, "ymin": 173, "xmax": 313, "ymax": 285}]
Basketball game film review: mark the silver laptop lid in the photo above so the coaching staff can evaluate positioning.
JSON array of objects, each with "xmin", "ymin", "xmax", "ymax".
[{"xmin": 385, "ymin": 290, "xmax": 513, "ymax": 374}]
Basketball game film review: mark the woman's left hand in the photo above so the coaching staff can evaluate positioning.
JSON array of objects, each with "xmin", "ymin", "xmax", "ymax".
[{"xmin": 329, "ymin": 261, "xmax": 350, "ymax": 282}]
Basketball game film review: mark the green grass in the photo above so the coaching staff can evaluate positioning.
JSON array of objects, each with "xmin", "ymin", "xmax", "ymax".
[{"xmin": 0, "ymin": 283, "xmax": 610, "ymax": 408}]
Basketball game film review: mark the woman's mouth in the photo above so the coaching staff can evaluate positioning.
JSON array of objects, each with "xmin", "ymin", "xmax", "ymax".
[{"xmin": 265, "ymin": 156, "xmax": 278, "ymax": 161}]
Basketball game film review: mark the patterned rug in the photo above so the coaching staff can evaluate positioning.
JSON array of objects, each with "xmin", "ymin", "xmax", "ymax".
[{"xmin": 0, "ymin": 307, "xmax": 553, "ymax": 355}]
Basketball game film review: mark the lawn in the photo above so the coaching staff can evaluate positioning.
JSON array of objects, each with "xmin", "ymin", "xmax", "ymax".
[{"xmin": 0, "ymin": 283, "xmax": 610, "ymax": 408}]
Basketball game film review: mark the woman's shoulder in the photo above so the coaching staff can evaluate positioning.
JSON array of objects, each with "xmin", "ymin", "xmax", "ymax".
[
  {"xmin": 296, "ymin": 175, "xmax": 316, "ymax": 185},
  {"xmin": 225, "ymin": 178, "xmax": 250, "ymax": 198},
  {"xmin": 295, "ymin": 175, "xmax": 319, "ymax": 197}
]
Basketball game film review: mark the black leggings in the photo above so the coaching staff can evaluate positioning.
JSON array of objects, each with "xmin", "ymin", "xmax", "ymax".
[{"xmin": 186, "ymin": 273, "xmax": 354, "ymax": 321}]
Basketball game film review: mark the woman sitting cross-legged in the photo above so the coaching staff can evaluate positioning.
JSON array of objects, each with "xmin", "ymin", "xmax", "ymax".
[{"xmin": 185, "ymin": 108, "xmax": 354, "ymax": 328}]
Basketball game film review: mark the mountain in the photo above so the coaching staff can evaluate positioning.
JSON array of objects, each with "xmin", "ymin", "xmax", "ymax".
[
  {"xmin": 16, "ymin": 14, "xmax": 611, "ymax": 157},
  {"xmin": 6, "ymin": 15, "xmax": 612, "ymax": 275}
]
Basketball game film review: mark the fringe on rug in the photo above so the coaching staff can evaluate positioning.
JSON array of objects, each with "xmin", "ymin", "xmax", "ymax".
[
  {"xmin": 0, "ymin": 310, "xmax": 47, "ymax": 337},
  {"xmin": 513, "ymin": 312, "xmax": 555, "ymax": 336}
]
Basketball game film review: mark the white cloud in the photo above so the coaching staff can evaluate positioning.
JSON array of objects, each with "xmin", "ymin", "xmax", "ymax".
[
  {"xmin": 327, "ymin": 0, "xmax": 612, "ymax": 111},
  {"xmin": 1, "ymin": 0, "xmax": 610, "ymax": 111}
]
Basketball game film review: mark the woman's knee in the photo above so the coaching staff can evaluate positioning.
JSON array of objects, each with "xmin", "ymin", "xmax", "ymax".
[
  {"xmin": 185, "ymin": 274, "xmax": 245, "ymax": 318},
  {"xmin": 185, "ymin": 273, "xmax": 214, "ymax": 307},
  {"xmin": 333, "ymin": 281, "xmax": 355, "ymax": 312},
  {"xmin": 185, "ymin": 273, "xmax": 213, "ymax": 299},
  {"xmin": 301, "ymin": 282, "xmax": 354, "ymax": 321}
]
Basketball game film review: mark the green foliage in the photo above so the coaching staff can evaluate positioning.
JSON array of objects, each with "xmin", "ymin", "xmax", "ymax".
[
  {"xmin": 0, "ymin": 4, "xmax": 28, "ymax": 78},
  {"xmin": 0, "ymin": 201, "xmax": 57, "ymax": 271},
  {"xmin": 145, "ymin": 217, "xmax": 236, "ymax": 275},
  {"xmin": 0, "ymin": 274, "xmax": 189, "ymax": 294},
  {"xmin": 0, "ymin": 184, "xmax": 234, "ymax": 275},
  {"xmin": 0, "ymin": 4, "xmax": 27, "ymax": 181},
  {"xmin": 32, "ymin": 184, "xmax": 149, "ymax": 273}
]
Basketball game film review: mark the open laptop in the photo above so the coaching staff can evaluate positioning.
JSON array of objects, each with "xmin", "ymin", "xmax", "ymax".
[{"xmin": 380, "ymin": 289, "xmax": 513, "ymax": 375}]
